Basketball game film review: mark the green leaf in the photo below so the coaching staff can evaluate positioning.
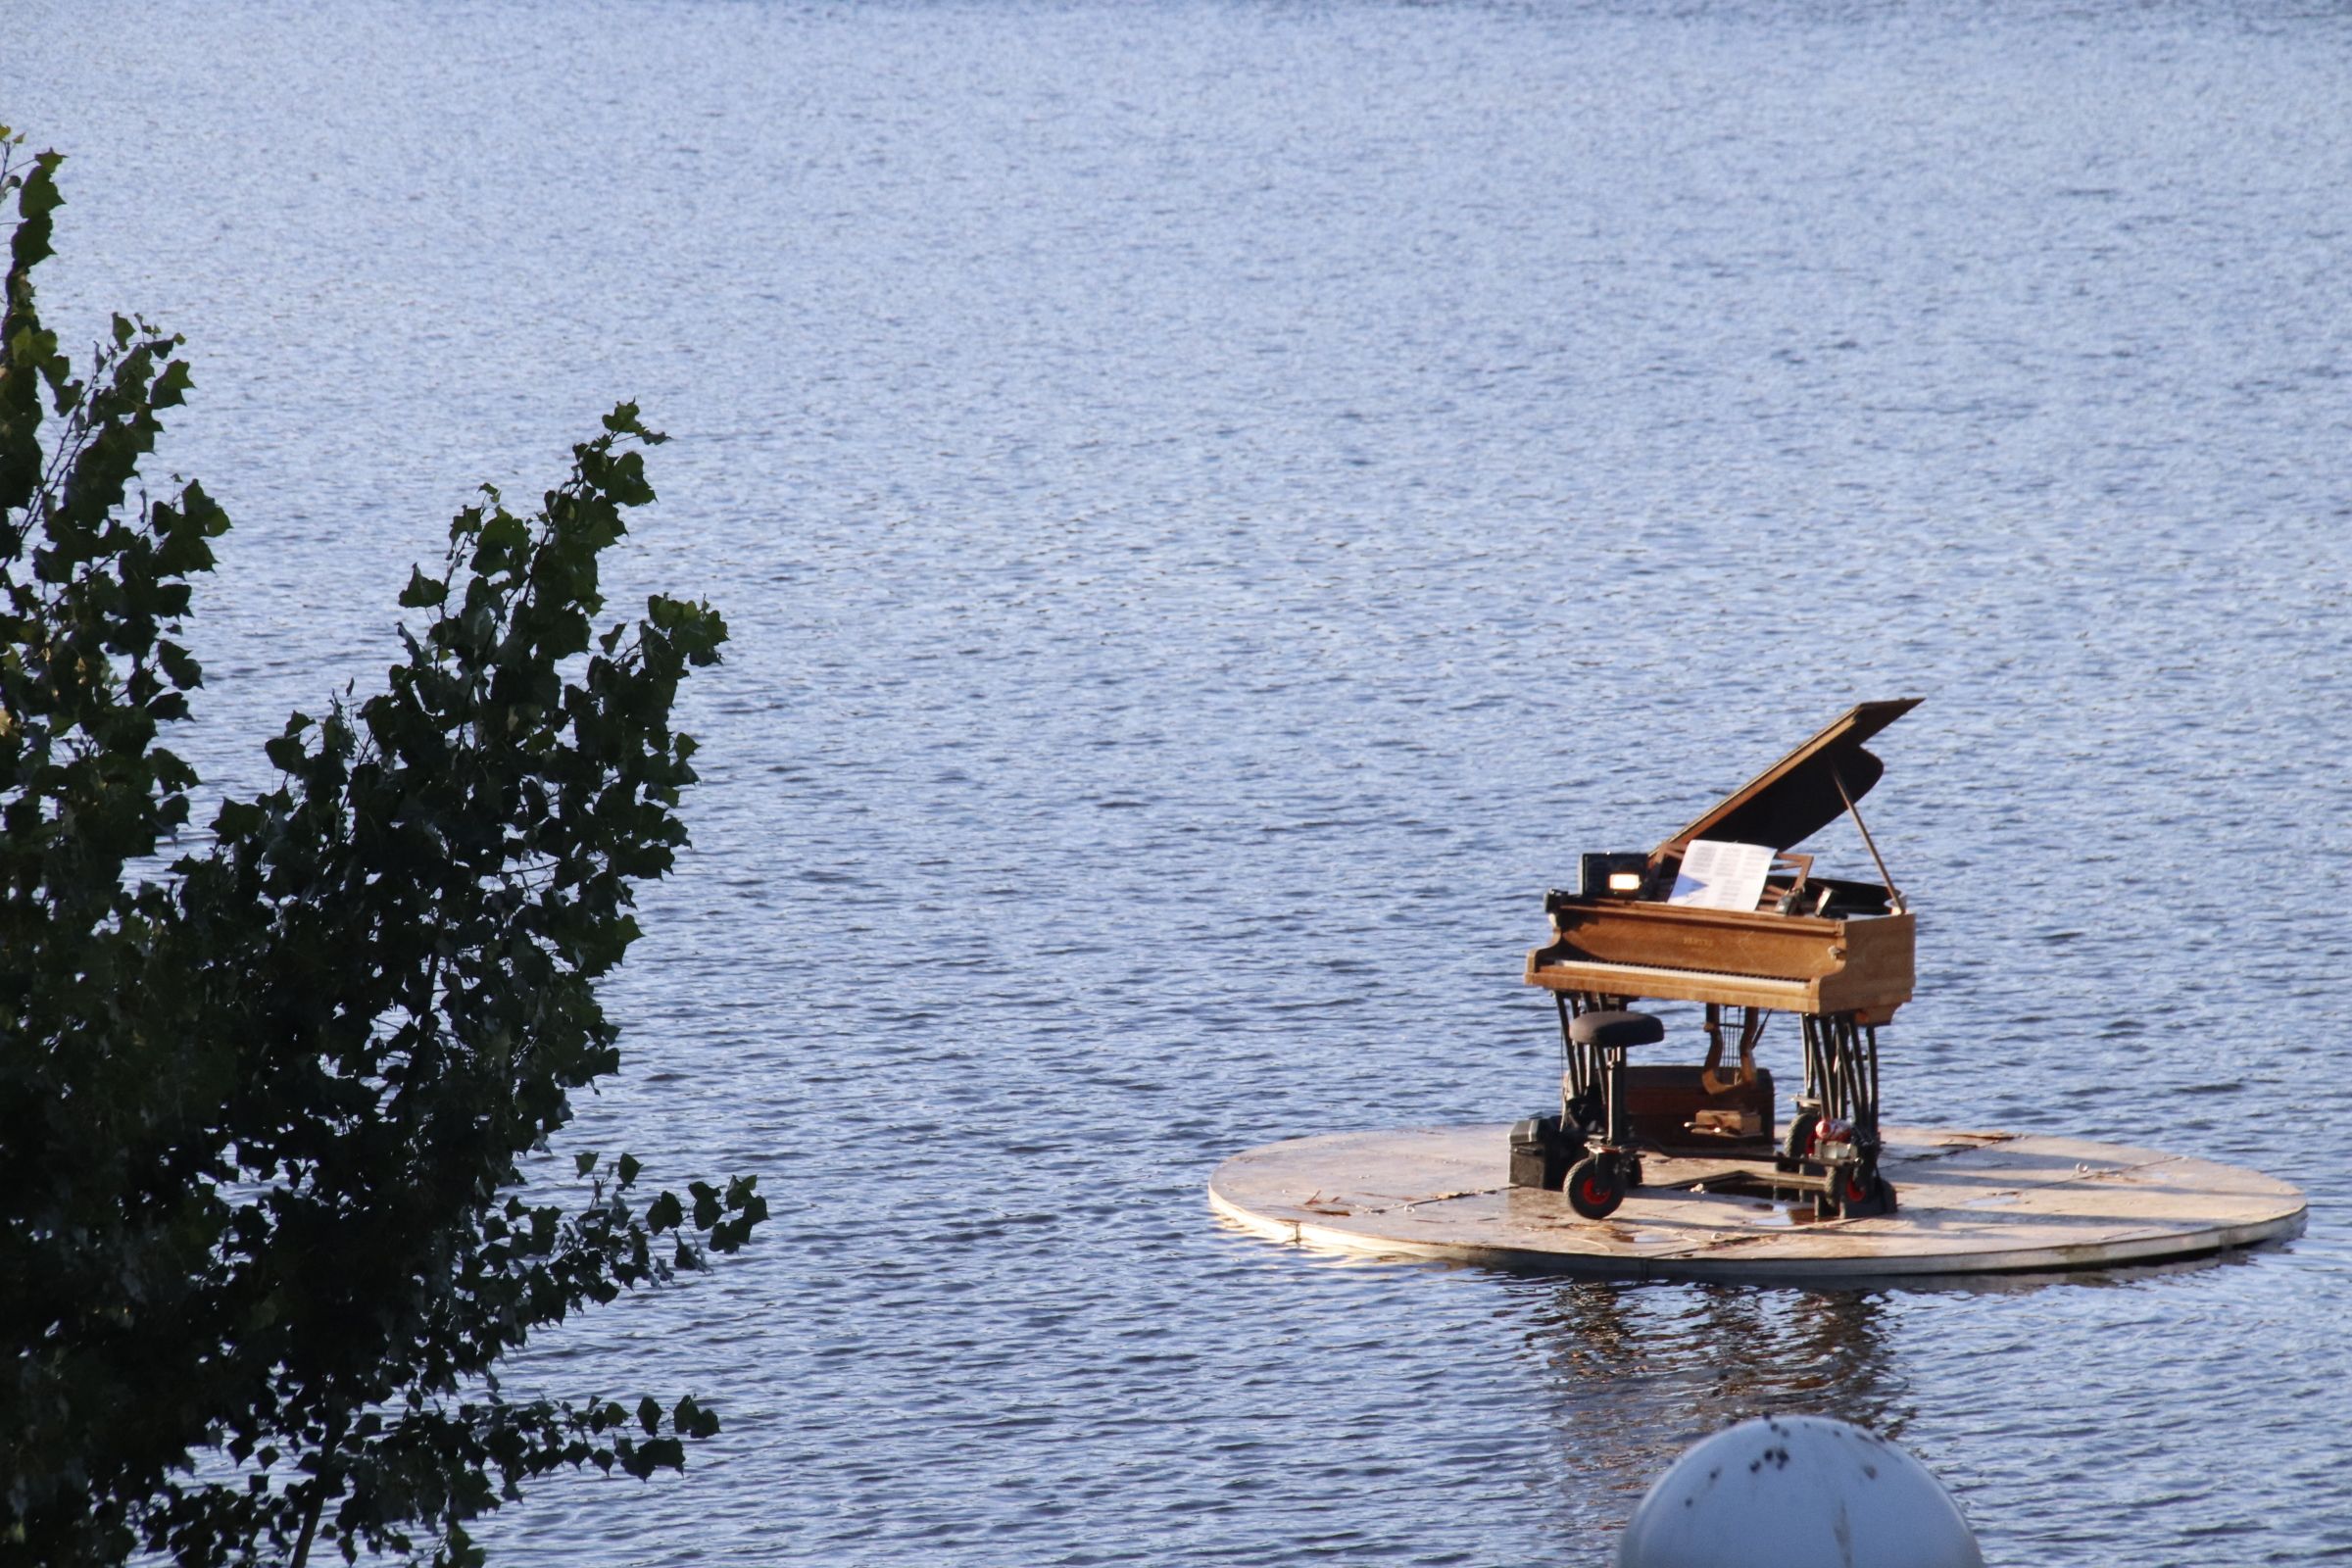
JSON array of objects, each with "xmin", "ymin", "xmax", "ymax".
[
  {"xmin": 399, "ymin": 565, "xmax": 449, "ymax": 609},
  {"xmin": 479, "ymin": 510, "xmax": 528, "ymax": 555},
  {"xmin": 213, "ymin": 800, "xmax": 264, "ymax": 845},
  {"xmin": 156, "ymin": 639, "xmax": 202, "ymax": 691}
]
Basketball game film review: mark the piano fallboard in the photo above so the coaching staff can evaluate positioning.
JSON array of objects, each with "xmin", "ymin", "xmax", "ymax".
[{"xmin": 1527, "ymin": 900, "xmax": 1914, "ymax": 1018}]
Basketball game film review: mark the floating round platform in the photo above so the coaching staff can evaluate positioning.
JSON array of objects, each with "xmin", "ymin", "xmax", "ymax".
[{"xmin": 1209, "ymin": 1124, "xmax": 2305, "ymax": 1281}]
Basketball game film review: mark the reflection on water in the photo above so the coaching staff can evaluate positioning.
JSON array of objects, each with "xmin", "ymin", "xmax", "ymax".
[{"xmin": 1520, "ymin": 1282, "xmax": 1909, "ymax": 1518}]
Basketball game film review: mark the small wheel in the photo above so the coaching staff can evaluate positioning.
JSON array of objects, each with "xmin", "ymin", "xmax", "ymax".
[
  {"xmin": 1781, "ymin": 1111, "xmax": 1820, "ymax": 1166},
  {"xmin": 1835, "ymin": 1169, "xmax": 1898, "ymax": 1218},
  {"xmin": 1565, "ymin": 1154, "xmax": 1628, "ymax": 1220}
]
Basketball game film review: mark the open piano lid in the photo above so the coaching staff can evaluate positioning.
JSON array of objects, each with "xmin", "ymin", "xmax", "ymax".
[{"xmin": 1649, "ymin": 697, "xmax": 1922, "ymax": 863}]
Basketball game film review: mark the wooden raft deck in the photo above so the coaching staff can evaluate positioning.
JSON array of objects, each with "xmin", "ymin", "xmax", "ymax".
[{"xmin": 1208, "ymin": 1124, "xmax": 2305, "ymax": 1281}]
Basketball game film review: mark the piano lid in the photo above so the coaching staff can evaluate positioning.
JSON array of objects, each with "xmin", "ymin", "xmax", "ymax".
[{"xmin": 1650, "ymin": 698, "xmax": 1922, "ymax": 863}]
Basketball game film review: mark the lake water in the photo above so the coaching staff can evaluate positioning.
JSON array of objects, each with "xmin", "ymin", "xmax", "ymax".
[{"xmin": 12, "ymin": 0, "xmax": 2352, "ymax": 1561}]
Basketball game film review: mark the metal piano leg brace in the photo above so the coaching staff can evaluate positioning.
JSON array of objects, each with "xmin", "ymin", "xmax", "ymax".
[{"xmin": 1791, "ymin": 1012, "xmax": 1896, "ymax": 1217}]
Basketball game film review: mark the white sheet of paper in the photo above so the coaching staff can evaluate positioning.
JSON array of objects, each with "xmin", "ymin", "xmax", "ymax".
[{"xmin": 1667, "ymin": 838, "xmax": 1775, "ymax": 911}]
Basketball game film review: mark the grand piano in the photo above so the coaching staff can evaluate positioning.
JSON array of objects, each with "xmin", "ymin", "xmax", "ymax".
[{"xmin": 1516, "ymin": 699, "xmax": 1921, "ymax": 1219}]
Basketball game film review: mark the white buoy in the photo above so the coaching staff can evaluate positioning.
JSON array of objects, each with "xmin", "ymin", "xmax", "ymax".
[{"xmin": 1617, "ymin": 1415, "xmax": 1982, "ymax": 1568}]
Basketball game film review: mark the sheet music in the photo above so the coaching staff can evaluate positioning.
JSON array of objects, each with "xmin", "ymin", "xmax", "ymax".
[{"xmin": 1667, "ymin": 838, "xmax": 1775, "ymax": 911}]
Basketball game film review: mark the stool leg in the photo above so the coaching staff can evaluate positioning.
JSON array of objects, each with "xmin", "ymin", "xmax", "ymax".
[{"xmin": 1605, "ymin": 1043, "xmax": 1628, "ymax": 1149}]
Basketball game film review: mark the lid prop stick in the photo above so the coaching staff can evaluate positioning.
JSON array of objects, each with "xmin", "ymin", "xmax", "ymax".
[{"xmin": 1832, "ymin": 763, "xmax": 1905, "ymax": 914}]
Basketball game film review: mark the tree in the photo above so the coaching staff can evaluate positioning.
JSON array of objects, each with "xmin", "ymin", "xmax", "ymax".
[{"xmin": 0, "ymin": 130, "xmax": 766, "ymax": 1567}]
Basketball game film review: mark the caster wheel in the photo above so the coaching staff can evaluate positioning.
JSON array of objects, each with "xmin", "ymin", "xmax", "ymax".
[
  {"xmin": 1781, "ymin": 1111, "xmax": 1820, "ymax": 1166},
  {"xmin": 1566, "ymin": 1154, "xmax": 1628, "ymax": 1220},
  {"xmin": 1835, "ymin": 1169, "xmax": 1898, "ymax": 1218}
]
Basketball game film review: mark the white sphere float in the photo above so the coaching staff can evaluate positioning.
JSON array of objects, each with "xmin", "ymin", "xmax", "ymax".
[{"xmin": 1617, "ymin": 1416, "xmax": 1982, "ymax": 1568}]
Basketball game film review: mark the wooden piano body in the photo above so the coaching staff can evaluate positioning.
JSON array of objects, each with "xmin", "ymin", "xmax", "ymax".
[
  {"xmin": 1528, "ymin": 695, "xmax": 1923, "ymax": 1022},
  {"xmin": 1513, "ymin": 699, "xmax": 1923, "ymax": 1218},
  {"xmin": 1526, "ymin": 900, "xmax": 1914, "ymax": 1020}
]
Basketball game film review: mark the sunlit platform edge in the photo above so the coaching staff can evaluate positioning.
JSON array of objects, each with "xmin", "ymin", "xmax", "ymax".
[{"xmin": 1207, "ymin": 1124, "xmax": 2306, "ymax": 1282}]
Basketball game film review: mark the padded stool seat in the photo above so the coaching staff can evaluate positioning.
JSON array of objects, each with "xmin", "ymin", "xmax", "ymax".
[{"xmin": 1569, "ymin": 1008, "xmax": 1664, "ymax": 1050}]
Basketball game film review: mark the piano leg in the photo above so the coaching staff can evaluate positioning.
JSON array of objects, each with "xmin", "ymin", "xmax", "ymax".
[
  {"xmin": 1838, "ymin": 1020, "xmax": 1897, "ymax": 1215},
  {"xmin": 1799, "ymin": 1013, "xmax": 1898, "ymax": 1218}
]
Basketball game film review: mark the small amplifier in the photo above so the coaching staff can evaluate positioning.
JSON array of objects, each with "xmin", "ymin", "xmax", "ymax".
[{"xmin": 1578, "ymin": 852, "xmax": 1651, "ymax": 900}]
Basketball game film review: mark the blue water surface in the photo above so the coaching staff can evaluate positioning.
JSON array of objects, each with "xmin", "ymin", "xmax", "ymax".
[{"xmin": 11, "ymin": 1, "xmax": 2352, "ymax": 1560}]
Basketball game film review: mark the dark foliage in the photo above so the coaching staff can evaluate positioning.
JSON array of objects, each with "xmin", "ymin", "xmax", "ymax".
[{"xmin": 0, "ymin": 132, "xmax": 764, "ymax": 1566}]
